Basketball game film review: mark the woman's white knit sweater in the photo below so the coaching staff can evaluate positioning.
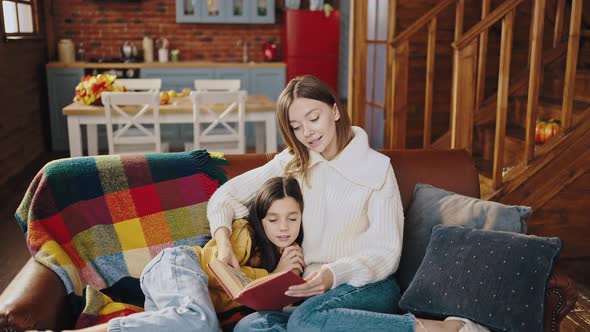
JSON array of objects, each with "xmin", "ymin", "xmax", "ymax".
[{"xmin": 207, "ymin": 127, "xmax": 404, "ymax": 288}]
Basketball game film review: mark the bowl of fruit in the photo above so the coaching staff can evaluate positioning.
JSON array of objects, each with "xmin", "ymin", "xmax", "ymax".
[{"xmin": 159, "ymin": 88, "xmax": 191, "ymax": 105}]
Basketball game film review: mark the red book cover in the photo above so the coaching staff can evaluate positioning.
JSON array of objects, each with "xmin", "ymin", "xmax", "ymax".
[{"xmin": 208, "ymin": 259, "xmax": 307, "ymax": 311}]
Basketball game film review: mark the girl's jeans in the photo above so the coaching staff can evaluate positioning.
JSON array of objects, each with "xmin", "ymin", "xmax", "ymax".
[
  {"xmin": 107, "ymin": 246, "xmax": 219, "ymax": 332},
  {"xmin": 234, "ymin": 274, "xmax": 416, "ymax": 332}
]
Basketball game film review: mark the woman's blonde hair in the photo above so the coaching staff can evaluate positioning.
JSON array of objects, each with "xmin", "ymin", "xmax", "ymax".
[{"xmin": 277, "ymin": 75, "xmax": 352, "ymax": 180}]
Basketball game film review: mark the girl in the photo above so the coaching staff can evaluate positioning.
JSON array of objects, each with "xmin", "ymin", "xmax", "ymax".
[
  {"xmin": 209, "ymin": 75, "xmax": 487, "ymax": 332},
  {"xmin": 65, "ymin": 176, "xmax": 305, "ymax": 332}
]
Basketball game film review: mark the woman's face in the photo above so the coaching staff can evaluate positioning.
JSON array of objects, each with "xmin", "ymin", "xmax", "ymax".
[
  {"xmin": 262, "ymin": 197, "xmax": 302, "ymax": 250},
  {"xmin": 288, "ymin": 97, "xmax": 340, "ymax": 159}
]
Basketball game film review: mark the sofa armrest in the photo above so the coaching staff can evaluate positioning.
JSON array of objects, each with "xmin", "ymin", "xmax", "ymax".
[
  {"xmin": 544, "ymin": 269, "xmax": 578, "ymax": 332},
  {"xmin": 0, "ymin": 258, "xmax": 74, "ymax": 332}
]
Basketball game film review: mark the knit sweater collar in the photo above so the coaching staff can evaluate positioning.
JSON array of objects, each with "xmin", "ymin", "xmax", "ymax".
[{"xmin": 307, "ymin": 126, "xmax": 390, "ymax": 189}]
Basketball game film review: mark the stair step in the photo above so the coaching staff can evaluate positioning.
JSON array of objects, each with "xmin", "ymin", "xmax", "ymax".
[
  {"xmin": 474, "ymin": 123, "xmax": 528, "ymax": 165},
  {"xmin": 510, "ymin": 96, "xmax": 589, "ymax": 127},
  {"xmin": 541, "ymin": 67, "xmax": 590, "ymax": 99}
]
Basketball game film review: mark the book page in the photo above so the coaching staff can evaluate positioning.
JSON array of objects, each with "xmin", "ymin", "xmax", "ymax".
[
  {"xmin": 208, "ymin": 259, "xmax": 253, "ymax": 298},
  {"xmin": 225, "ymin": 263, "xmax": 253, "ymax": 288}
]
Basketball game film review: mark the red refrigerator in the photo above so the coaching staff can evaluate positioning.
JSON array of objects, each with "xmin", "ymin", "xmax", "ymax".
[{"xmin": 283, "ymin": 9, "xmax": 340, "ymax": 94}]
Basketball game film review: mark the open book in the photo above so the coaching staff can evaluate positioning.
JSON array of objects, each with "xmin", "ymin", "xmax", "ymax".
[{"xmin": 208, "ymin": 258, "xmax": 306, "ymax": 311}]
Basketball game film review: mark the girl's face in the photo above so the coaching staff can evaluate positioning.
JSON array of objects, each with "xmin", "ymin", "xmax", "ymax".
[
  {"xmin": 288, "ymin": 97, "xmax": 340, "ymax": 159},
  {"xmin": 261, "ymin": 196, "xmax": 302, "ymax": 250}
]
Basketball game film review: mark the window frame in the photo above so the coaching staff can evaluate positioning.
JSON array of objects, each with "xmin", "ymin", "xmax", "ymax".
[{"xmin": 0, "ymin": 0, "xmax": 41, "ymax": 42}]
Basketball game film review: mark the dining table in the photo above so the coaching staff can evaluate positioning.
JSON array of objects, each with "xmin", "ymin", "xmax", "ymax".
[{"xmin": 62, "ymin": 95, "xmax": 278, "ymax": 157}]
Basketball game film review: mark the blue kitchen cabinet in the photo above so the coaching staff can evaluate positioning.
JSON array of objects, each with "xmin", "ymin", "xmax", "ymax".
[
  {"xmin": 47, "ymin": 68, "xmax": 84, "ymax": 152},
  {"xmin": 141, "ymin": 68, "xmax": 213, "ymax": 91},
  {"xmin": 176, "ymin": 0, "xmax": 274, "ymax": 23},
  {"xmin": 199, "ymin": 0, "xmax": 249, "ymax": 23},
  {"xmin": 249, "ymin": 68, "xmax": 285, "ymax": 101},
  {"xmin": 176, "ymin": 0, "xmax": 202, "ymax": 23},
  {"xmin": 214, "ymin": 68, "xmax": 250, "ymax": 90},
  {"xmin": 250, "ymin": 68, "xmax": 285, "ymax": 147},
  {"xmin": 249, "ymin": 0, "xmax": 275, "ymax": 24}
]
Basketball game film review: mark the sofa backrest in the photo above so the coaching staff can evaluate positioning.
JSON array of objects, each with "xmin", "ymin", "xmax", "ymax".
[{"xmin": 223, "ymin": 149, "xmax": 480, "ymax": 210}]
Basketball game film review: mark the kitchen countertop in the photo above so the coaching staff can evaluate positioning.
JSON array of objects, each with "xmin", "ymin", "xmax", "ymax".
[{"xmin": 47, "ymin": 61, "xmax": 286, "ymax": 69}]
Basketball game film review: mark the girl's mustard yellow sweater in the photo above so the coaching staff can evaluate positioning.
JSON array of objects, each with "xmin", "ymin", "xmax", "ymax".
[{"xmin": 191, "ymin": 218, "xmax": 269, "ymax": 313}]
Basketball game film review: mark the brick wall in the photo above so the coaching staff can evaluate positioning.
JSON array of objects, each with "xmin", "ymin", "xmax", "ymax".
[{"xmin": 51, "ymin": 0, "xmax": 284, "ymax": 62}]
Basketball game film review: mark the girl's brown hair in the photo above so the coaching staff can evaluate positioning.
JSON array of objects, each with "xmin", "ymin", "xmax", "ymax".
[
  {"xmin": 248, "ymin": 176, "xmax": 304, "ymax": 272},
  {"xmin": 276, "ymin": 75, "xmax": 352, "ymax": 181}
]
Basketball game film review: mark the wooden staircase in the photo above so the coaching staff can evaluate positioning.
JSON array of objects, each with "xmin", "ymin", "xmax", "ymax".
[{"xmin": 386, "ymin": 0, "xmax": 590, "ymax": 257}]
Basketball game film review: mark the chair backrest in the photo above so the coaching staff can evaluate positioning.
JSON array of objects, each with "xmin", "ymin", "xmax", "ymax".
[
  {"xmin": 116, "ymin": 78, "xmax": 162, "ymax": 92},
  {"xmin": 101, "ymin": 91, "xmax": 163, "ymax": 154},
  {"xmin": 194, "ymin": 79, "xmax": 240, "ymax": 92},
  {"xmin": 190, "ymin": 90, "xmax": 247, "ymax": 154}
]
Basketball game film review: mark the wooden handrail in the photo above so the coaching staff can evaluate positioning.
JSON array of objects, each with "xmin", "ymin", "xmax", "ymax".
[
  {"xmin": 390, "ymin": 0, "xmax": 455, "ymax": 47},
  {"xmin": 453, "ymin": 0, "xmax": 525, "ymax": 50}
]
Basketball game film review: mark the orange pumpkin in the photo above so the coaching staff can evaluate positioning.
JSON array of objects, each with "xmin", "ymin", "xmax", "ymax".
[{"xmin": 535, "ymin": 118, "xmax": 560, "ymax": 144}]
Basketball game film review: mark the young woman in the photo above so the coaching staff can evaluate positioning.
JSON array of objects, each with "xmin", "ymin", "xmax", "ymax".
[
  {"xmin": 64, "ymin": 176, "xmax": 306, "ymax": 332},
  {"xmin": 208, "ymin": 75, "xmax": 488, "ymax": 332}
]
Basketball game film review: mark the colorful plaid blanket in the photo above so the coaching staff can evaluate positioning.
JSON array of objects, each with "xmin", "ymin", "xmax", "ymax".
[{"xmin": 15, "ymin": 150, "xmax": 228, "ymax": 328}]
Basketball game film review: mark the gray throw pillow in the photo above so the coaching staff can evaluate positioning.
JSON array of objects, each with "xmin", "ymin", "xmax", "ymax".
[
  {"xmin": 396, "ymin": 183, "xmax": 531, "ymax": 291},
  {"xmin": 399, "ymin": 225, "xmax": 562, "ymax": 332}
]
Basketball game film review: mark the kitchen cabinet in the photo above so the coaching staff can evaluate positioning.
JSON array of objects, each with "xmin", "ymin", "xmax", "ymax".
[
  {"xmin": 47, "ymin": 68, "xmax": 84, "ymax": 151},
  {"xmin": 249, "ymin": 68, "xmax": 285, "ymax": 101},
  {"xmin": 141, "ymin": 68, "xmax": 214, "ymax": 91},
  {"xmin": 176, "ymin": 0, "xmax": 274, "ymax": 24}
]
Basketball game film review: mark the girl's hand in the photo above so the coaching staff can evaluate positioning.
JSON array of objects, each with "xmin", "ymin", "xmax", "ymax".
[
  {"xmin": 214, "ymin": 227, "xmax": 241, "ymax": 270},
  {"xmin": 217, "ymin": 243, "xmax": 241, "ymax": 270},
  {"xmin": 273, "ymin": 244, "xmax": 305, "ymax": 275},
  {"xmin": 285, "ymin": 267, "xmax": 334, "ymax": 297}
]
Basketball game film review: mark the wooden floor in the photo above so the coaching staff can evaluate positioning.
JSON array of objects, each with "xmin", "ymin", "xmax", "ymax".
[{"xmin": 0, "ymin": 152, "xmax": 589, "ymax": 331}]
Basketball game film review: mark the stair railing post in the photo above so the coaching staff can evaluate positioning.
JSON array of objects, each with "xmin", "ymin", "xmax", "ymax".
[
  {"xmin": 524, "ymin": 0, "xmax": 546, "ymax": 165},
  {"xmin": 492, "ymin": 9, "xmax": 515, "ymax": 190},
  {"xmin": 423, "ymin": 18, "xmax": 437, "ymax": 148},
  {"xmin": 561, "ymin": 0, "xmax": 583, "ymax": 132},
  {"xmin": 553, "ymin": 0, "xmax": 566, "ymax": 48},
  {"xmin": 450, "ymin": 0, "xmax": 465, "ymax": 146},
  {"xmin": 451, "ymin": 40, "xmax": 477, "ymax": 153},
  {"xmin": 387, "ymin": 41, "xmax": 409, "ymax": 149},
  {"xmin": 475, "ymin": 0, "xmax": 491, "ymax": 112}
]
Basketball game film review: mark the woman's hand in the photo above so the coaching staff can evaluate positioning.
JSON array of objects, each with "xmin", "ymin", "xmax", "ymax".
[
  {"xmin": 214, "ymin": 227, "xmax": 240, "ymax": 270},
  {"xmin": 285, "ymin": 267, "xmax": 334, "ymax": 297},
  {"xmin": 273, "ymin": 244, "xmax": 305, "ymax": 275}
]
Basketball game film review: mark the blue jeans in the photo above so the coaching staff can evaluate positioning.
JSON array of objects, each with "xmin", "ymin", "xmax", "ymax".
[
  {"xmin": 107, "ymin": 246, "xmax": 220, "ymax": 332},
  {"xmin": 234, "ymin": 274, "xmax": 416, "ymax": 332}
]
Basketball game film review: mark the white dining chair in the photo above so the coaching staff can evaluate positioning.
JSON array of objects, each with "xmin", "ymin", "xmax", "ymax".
[
  {"xmin": 112, "ymin": 79, "xmax": 162, "ymax": 137},
  {"xmin": 194, "ymin": 79, "xmax": 240, "ymax": 92},
  {"xmin": 115, "ymin": 78, "xmax": 162, "ymax": 91},
  {"xmin": 185, "ymin": 90, "xmax": 247, "ymax": 154},
  {"xmin": 101, "ymin": 91, "xmax": 169, "ymax": 155}
]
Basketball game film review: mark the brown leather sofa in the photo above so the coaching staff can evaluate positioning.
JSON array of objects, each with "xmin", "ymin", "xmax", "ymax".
[{"xmin": 0, "ymin": 149, "xmax": 578, "ymax": 331}]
